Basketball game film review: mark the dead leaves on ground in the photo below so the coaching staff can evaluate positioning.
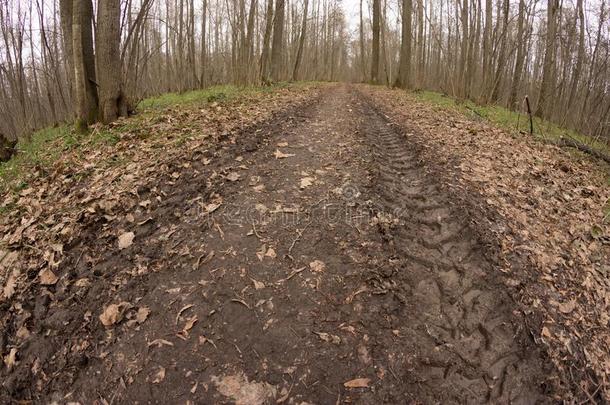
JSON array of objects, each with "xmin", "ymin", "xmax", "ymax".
[{"xmin": 363, "ymin": 85, "xmax": 610, "ymax": 400}]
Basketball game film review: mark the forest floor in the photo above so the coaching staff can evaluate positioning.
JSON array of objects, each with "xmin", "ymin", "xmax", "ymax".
[{"xmin": 0, "ymin": 83, "xmax": 609, "ymax": 403}]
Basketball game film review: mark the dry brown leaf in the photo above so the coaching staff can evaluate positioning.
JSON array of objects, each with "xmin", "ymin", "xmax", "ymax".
[
  {"xmin": 273, "ymin": 149, "xmax": 295, "ymax": 159},
  {"xmin": 3, "ymin": 348, "xmax": 17, "ymax": 370},
  {"xmin": 265, "ymin": 248, "xmax": 277, "ymax": 258},
  {"xmin": 100, "ymin": 302, "xmax": 131, "ymax": 327},
  {"xmin": 38, "ymin": 268, "xmax": 58, "ymax": 285},
  {"xmin": 309, "ymin": 260, "xmax": 326, "ymax": 273},
  {"xmin": 558, "ymin": 299, "xmax": 577, "ymax": 314},
  {"xmin": 136, "ymin": 306, "xmax": 151, "ymax": 324},
  {"xmin": 182, "ymin": 315, "xmax": 198, "ymax": 335},
  {"xmin": 148, "ymin": 338, "xmax": 174, "ymax": 348},
  {"xmin": 205, "ymin": 202, "xmax": 222, "ymax": 214},
  {"xmin": 2, "ymin": 269, "xmax": 19, "ymax": 300},
  {"xmin": 152, "ymin": 367, "xmax": 166, "ymax": 384},
  {"xmin": 176, "ymin": 304, "xmax": 194, "ymax": 324},
  {"xmin": 226, "ymin": 172, "xmax": 241, "ymax": 182},
  {"xmin": 344, "ymin": 378, "xmax": 370, "ymax": 388},
  {"xmin": 299, "ymin": 177, "xmax": 314, "ymax": 189},
  {"xmin": 118, "ymin": 232, "xmax": 135, "ymax": 249},
  {"xmin": 252, "ymin": 278, "xmax": 265, "ymax": 290}
]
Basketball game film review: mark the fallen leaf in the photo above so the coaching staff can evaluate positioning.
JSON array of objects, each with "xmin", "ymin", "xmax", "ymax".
[
  {"xmin": 118, "ymin": 232, "xmax": 135, "ymax": 249},
  {"xmin": 3, "ymin": 348, "xmax": 17, "ymax": 370},
  {"xmin": 226, "ymin": 172, "xmax": 240, "ymax": 182},
  {"xmin": 265, "ymin": 248, "xmax": 276, "ymax": 258},
  {"xmin": 176, "ymin": 304, "xmax": 194, "ymax": 324},
  {"xmin": 299, "ymin": 177, "xmax": 314, "ymax": 189},
  {"xmin": 344, "ymin": 378, "xmax": 370, "ymax": 388},
  {"xmin": 100, "ymin": 302, "xmax": 131, "ymax": 327},
  {"xmin": 314, "ymin": 331, "xmax": 341, "ymax": 344},
  {"xmin": 252, "ymin": 278, "xmax": 265, "ymax": 290},
  {"xmin": 136, "ymin": 307, "xmax": 150, "ymax": 324},
  {"xmin": 38, "ymin": 268, "xmax": 58, "ymax": 285},
  {"xmin": 558, "ymin": 299, "xmax": 577, "ymax": 314},
  {"xmin": 2, "ymin": 269, "xmax": 19, "ymax": 300},
  {"xmin": 273, "ymin": 149, "xmax": 295, "ymax": 159},
  {"xmin": 152, "ymin": 367, "xmax": 166, "ymax": 384},
  {"xmin": 205, "ymin": 202, "xmax": 222, "ymax": 214},
  {"xmin": 148, "ymin": 338, "xmax": 174, "ymax": 348},
  {"xmin": 309, "ymin": 260, "xmax": 326, "ymax": 273},
  {"xmin": 182, "ymin": 315, "xmax": 198, "ymax": 335}
]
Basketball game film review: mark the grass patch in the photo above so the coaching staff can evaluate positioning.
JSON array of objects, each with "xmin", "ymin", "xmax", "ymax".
[
  {"xmin": 411, "ymin": 90, "xmax": 610, "ymax": 156},
  {"xmin": 0, "ymin": 125, "xmax": 75, "ymax": 186},
  {"xmin": 137, "ymin": 85, "xmax": 244, "ymax": 111}
]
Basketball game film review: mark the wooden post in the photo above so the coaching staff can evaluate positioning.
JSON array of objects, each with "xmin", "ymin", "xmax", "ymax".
[{"xmin": 525, "ymin": 95, "xmax": 534, "ymax": 135}]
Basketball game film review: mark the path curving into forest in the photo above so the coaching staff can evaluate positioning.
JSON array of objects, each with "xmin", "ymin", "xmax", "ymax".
[{"xmin": 0, "ymin": 85, "xmax": 551, "ymax": 403}]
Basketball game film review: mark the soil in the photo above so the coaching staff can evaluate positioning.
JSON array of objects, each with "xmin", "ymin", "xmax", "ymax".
[{"xmin": 1, "ymin": 85, "xmax": 556, "ymax": 403}]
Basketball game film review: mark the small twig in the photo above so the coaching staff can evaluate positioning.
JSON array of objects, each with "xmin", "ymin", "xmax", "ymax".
[{"xmin": 287, "ymin": 221, "xmax": 312, "ymax": 256}]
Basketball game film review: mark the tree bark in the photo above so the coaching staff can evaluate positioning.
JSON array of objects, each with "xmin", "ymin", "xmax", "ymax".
[
  {"xmin": 270, "ymin": 0, "xmax": 286, "ymax": 81},
  {"xmin": 535, "ymin": 0, "xmax": 559, "ymax": 118},
  {"xmin": 395, "ymin": 0, "xmax": 412, "ymax": 88},
  {"xmin": 72, "ymin": 0, "xmax": 98, "ymax": 132},
  {"xmin": 371, "ymin": 0, "xmax": 380, "ymax": 83},
  {"xmin": 97, "ymin": 0, "xmax": 128, "ymax": 124},
  {"xmin": 509, "ymin": 0, "xmax": 526, "ymax": 110},
  {"xmin": 292, "ymin": 0, "xmax": 309, "ymax": 81}
]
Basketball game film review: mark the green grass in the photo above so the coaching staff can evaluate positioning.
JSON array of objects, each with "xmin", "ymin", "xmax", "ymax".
[
  {"xmin": 137, "ymin": 85, "xmax": 241, "ymax": 110},
  {"xmin": 411, "ymin": 90, "xmax": 610, "ymax": 156}
]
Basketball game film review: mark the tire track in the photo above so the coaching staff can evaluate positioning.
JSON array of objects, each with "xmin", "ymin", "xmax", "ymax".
[{"xmin": 357, "ymin": 93, "xmax": 545, "ymax": 403}]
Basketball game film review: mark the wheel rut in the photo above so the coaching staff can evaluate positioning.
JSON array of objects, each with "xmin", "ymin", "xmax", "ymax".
[
  {"xmin": 355, "ymin": 92, "xmax": 546, "ymax": 403},
  {"xmin": 0, "ymin": 84, "xmax": 552, "ymax": 404}
]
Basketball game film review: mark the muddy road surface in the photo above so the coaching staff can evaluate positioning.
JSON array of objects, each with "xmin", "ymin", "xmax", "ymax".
[{"xmin": 1, "ymin": 85, "xmax": 551, "ymax": 404}]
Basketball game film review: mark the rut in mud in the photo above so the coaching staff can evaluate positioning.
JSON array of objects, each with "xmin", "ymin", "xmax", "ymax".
[{"xmin": 1, "ymin": 85, "xmax": 550, "ymax": 403}]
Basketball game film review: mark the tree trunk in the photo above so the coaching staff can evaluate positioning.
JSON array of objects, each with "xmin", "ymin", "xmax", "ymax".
[
  {"xmin": 490, "ymin": 0, "xmax": 509, "ymax": 103},
  {"xmin": 97, "ymin": 0, "xmax": 128, "ymax": 124},
  {"xmin": 270, "ymin": 0, "xmax": 286, "ymax": 81},
  {"xmin": 359, "ymin": 0, "xmax": 366, "ymax": 81},
  {"xmin": 395, "ymin": 0, "xmax": 412, "ymax": 88},
  {"xmin": 72, "ymin": 0, "xmax": 98, "ymax": 132},
  {"xmin": 566, "ymin": 0, "xmax": 584, "ymax": 115},
  {"xmin": 535, "ymin": 0, "xmax": 559, "ymax": 118},
  {"xmin": 260, "ymin": 0, "xmax": 274, "ymax": 83},
  {"xmin": 371, "ymin": 0, "xmax": 380, "ymax": 83},
  {"xmin": 292, "ymin": 0, "xmax": 309, "ymax": 81},
  {"xmin": 509, "ymin": 0, "xmax": 526, "ymax": 110}
]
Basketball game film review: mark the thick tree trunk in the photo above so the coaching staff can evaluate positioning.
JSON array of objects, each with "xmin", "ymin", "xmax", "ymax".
[
  {"xmin": 97, "ymin": 0, "xmax": 128, "ymax": 124},
  {"xmin": 395, "ymin": 0, "xmax": 412, "ymax": 88},
  {"xmin": 270, "ymin": 0, "xmax": 285, "ymax": 81},
  {"xmin": 371, "ymin": 0, "xmax": 380, "ymax": 83},
  {"xmin": 72, "ymin": 0, "xmax": 98, "ymax": 132}
]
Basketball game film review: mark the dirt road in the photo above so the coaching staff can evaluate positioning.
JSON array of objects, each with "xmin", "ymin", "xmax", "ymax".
[{"xmin": 1, "ymin": 85, "xmax": 551, "ymax": 403}]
